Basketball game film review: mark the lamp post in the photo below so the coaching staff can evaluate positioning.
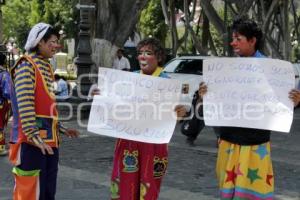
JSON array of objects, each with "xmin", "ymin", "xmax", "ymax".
[
  {"xmin": 74, "ymin": 1, "xmax": 95, "ymax": 98},
  {"xmin": 63, "ymin": 0, "xmax": 96, "ymax": 120}
]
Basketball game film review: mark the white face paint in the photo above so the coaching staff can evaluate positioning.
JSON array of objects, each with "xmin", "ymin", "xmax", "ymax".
[
  {"xmin": 137, "ymin": 46, "xmax": 159, "ymax": 75},
  {"xmin": 38, "ymin": 35, "xmax": 60, "ymax": 59},
  {"xmin": 230, "ymin": 32, "xmax": 256, "ymax": 57}
]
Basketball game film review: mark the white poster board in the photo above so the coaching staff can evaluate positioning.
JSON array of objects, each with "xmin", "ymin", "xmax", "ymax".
[
  {"xmin": 203, "ymin": 58, "xmax": 295, "ymax": 133},
  {"xmin": 87, "ymin": 68, "xmax": 182, "ymax": 143}
]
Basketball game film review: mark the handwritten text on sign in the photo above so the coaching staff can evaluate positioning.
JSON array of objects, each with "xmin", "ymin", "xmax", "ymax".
[
  {"xmin": 203, "ymin": 58, "xmax": 295, "ymax": 133},
  {"xmin": 88, "ymin": 68, "xmax": 182, "ymax": 143}
]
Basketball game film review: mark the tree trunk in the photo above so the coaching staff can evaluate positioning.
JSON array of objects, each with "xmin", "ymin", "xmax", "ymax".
[
  {"xmin": 262, "ymin": 0, "xmax": 279, "ymax": 34},
  {"xmin": 291, "ymin": 0, "xmax": 300, "ymax": 43},
  {"xmin": 282, "ymin": 0, "xmax": 291, "ymax": 60},
  {"xmin": 202, "ymin": 13, "xmax": 209, "ymax": 50},
  {"xmin": 92, "ymin": 0, "xmax": 149, "ymax": 73},
  {"xmin": 95, "ymin": 0, "xmax": 148, "ymax": 45},
  {"xmin": 182, "ymin": 0, "xmax": 190, "ymax": 51},
  {"xmin": 238, "ymin": 0, "xmax": 255, "ymax": 17},
  {"xmin": 188, "ymin": 25, "xmax": 207, "ymax": 55},
  {"xmin": 199, "ymin": 0, "xmax": 225, "ymax": 35},
  {"xmin": 161, "ymin": 0, "xmax": 170, "ymax": 25},
  {"xmin": 169, "ymin": 0, "xmax": 178, "ymax": 56}
]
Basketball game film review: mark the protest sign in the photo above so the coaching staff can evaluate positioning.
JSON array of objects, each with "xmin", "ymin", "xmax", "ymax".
[
  {"xmin": 88, "ymin": 68, "xmax": 182, "ymax": 143},
  {"xmin": 203, "ymin": 58, "xmax": 295, "ymax": 132}
]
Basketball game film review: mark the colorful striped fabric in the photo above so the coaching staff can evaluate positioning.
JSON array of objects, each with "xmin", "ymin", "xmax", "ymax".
[{"xmin": 14, "ymin": 52, "xmax": 55, "ymax": 140}]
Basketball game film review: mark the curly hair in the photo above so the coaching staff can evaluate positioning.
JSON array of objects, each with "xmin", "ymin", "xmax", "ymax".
[
  {"xmin": 231, "ymin": 16, "xmax": 263, "ymax": 50},
  {"xmin": 137, "ymin": 38, "xmax": 166, "ymax": 66}
]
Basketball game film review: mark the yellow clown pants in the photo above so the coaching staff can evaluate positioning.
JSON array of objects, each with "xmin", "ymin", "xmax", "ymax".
[{"xmin": 216, "ymin": 140, "xmax": 274, "ymax": 200}]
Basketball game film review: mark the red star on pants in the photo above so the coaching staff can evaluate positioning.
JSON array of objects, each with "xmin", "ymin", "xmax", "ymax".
[
  {"xmin": 225, "ymin": 166, "xmax": 237, "ymax": 184},
  {"xmin": 266, "ymin": 174, "xmax": 273, "ymax": 186}
]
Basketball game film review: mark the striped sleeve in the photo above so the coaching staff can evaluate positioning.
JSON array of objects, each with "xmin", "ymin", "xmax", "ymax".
[
  {"xmin": 14, "ymin": 61, "xmax": 39, "ymax": 139},
  {"xmin": 58, "ymin": 122, "xmax": 67, "ymax": 134}
]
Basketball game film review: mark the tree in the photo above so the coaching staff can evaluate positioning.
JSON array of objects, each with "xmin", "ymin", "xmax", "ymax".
[
  {"xmin": 29, "ymin": 0, "xmax": 43, "ymax": 25},
  {"xmin": 139, "ymin": 0, "xmax": 168, "ymax": 44},
  {"xmin": 42, "ymin": 0, "xmax": 78, "ymax": 38},
  {"xmin": 91, "ymin": 0, "xmax": 149, "ymax": 71},
  {"xmin": 160, "ymin": 0, "xmax": 300, "ymax": 61},
  {"xmin": 2, "ymin": 0, "xmax": 31, "ymax": 49},
  {"xmin": 2, "ymin": 0, "xmax": 78, "ymax": 49}
]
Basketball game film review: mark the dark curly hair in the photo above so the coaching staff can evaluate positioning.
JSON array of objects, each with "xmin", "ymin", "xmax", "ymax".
[
  {"xmin": 137, "ymin": 38, "xmax": 166, "ymax": 66},
  {"xmin": 231, "ymin": 16, "xmax": 263, "ymax": 50}
]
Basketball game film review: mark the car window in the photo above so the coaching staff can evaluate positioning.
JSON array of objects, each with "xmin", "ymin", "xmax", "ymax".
[
  {"xmin": 163, "ymin": 59, "xmax": 185, "ymax": 72},
  {"xmin": 174, "ymin": 59, "xmax": 203, "ymax": 75}
]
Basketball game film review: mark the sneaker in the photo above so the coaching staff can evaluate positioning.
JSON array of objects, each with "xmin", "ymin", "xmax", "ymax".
[
  {"xmin": 185, "ymin": 137, "xmax": 195, "ymax": 146},
  {"xmin": 0, "ymin": 149, "xmax": 8, "ymax": 156}
]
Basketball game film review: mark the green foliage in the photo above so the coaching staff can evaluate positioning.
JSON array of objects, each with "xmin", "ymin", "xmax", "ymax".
[
  {"xmin": 209, "ymin": 25, "xmax": 224, "ymax": 56},
  {"xmin": 2, "ymin": 0, "xmax": 78, "ymax": 50},
  {"xmin": 29, "ymin": 0, "xmax": 43, "ymax": 25},
  {"xmin": 139, "ymin": 0, "xmax": 168, "ymax": 44},
  {"xmin": 2, "ymin": 0, "xmax": 31, "ymax": 49},
  {"xmin": 43, "ymin": 0, "xmax": 78, "ymax": 38}
]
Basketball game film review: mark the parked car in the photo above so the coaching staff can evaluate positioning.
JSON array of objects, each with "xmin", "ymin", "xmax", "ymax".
[{"xmin": 163, "ymin": 56, "xmax": 212, "ymax": 107}]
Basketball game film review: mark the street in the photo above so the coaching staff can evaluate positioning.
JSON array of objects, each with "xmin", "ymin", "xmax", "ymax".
[{"xmin": 1, "ymin": 110, "xmax": 300, "ymax": 200}]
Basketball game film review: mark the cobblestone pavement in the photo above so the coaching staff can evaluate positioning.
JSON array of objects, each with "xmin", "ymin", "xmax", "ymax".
[{"xmin": 1, "ymin": 110, "xmax": 300, "ymax": 200}]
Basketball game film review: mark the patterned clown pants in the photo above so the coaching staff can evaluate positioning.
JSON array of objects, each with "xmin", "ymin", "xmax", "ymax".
[
  {"xmin": 111, "ymin": 139, "xmax": 168, "ymax": 200},
  {"xmin": 217, "ymin": 139, "xmax": 274, "ymax": 200}
]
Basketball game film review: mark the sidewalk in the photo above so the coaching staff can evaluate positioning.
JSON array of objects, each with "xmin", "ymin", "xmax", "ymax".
[{"xmin": 1, "ymin": 110, "xmax": 300, "ymax": 200}]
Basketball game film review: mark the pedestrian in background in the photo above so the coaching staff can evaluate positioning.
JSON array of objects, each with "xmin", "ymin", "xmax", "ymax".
[
  {"xmin": 112, "ymin": 48, "xmax": 131, "ymax": 71},
  {"xmin": 0, "ymin": 54, "xmax": 20, "ymax": 158},
  {"xmin": 0, "ymin": 53, "xmax": 10, "ymax": 156},
  {"xmin": 198, "ymin": 17, "xmax": 300, "ymax": 200},
  {"xmin": 110, "ymin": 38, "xmax": 186, "ymax": 200},
  {"xmin": 54, "ymin": 74, "xmax": 69, "ymax": 99},
  {"xmin": 9, "ymin": 22, "xmax": 79, "ymax": 200}
]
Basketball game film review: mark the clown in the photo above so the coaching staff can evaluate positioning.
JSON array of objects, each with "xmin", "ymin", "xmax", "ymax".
[
  {"xmin": 10, "ymin": 22, "xmax": 79, "ymax": 200},
  {"xmin": 110, "ymin": 38, "xmax": 186, "ymax": 200}
]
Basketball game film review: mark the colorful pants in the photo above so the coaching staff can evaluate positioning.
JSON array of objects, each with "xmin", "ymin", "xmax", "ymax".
[
  {"xmin": 111, "ymin": 139, "xmax": 168, "ymax": 200},
  {"xmin": 0, "ymin": 101, "xmax": 9, "ymax": 153},
  {"xmin": 0, "ymin": 130, "xmax": 5, "ymax": 151},
  {"xmin": 12, "ymin": 143, "xmax": 59, "ymax": 200},
  {"xmin": 216, "ymin": 139, "xmax": 274, "ymax": 200}
]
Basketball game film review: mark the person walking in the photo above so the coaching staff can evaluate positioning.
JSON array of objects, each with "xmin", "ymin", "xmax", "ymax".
[
  {"xmin": 198, "ymin": 17, "xmax": 300, "ymax": 200},
  {"xmin": 9, "ymin": 22, "xmax": 79, "ymax": 200},
  {"xmin": 110, "ymin": 38, "xmax": 185, "ymax": 200}
]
